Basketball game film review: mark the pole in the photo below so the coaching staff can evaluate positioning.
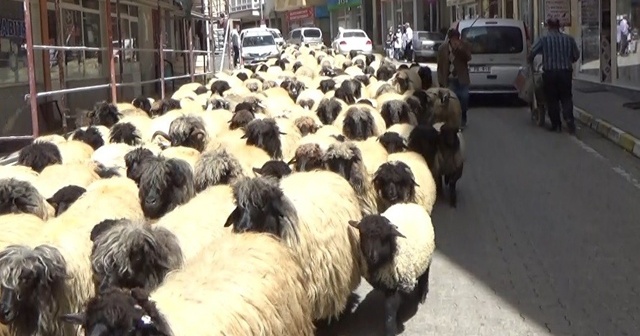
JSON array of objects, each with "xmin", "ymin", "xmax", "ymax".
[
  {"xmin": 188, "ymin": 18, "xmax": 195, "ymax": 82},
  {"xmin": 260, "ymin": 0, "xmax": 264, "ymax": 24},
  {"xmin": 24, "ymin": 0, "xmax": 40, "ymax": 137},
  {"xmin": 105, "ymin": 0, "xmax": 118, "ymax": 103},
  {"xmin": 158, "ymin": 0, "xmax": 166, "ymax": 99},
  {"xmin": 54, "ymin": 0, "xmax": 67, "ymax": 130},
  {"xmin": 116, "ymin": 0, "xmax": 124, "ymax": 97}
]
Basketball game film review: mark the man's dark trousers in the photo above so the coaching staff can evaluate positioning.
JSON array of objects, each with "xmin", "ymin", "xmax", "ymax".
[
  {"xmin": 404, "ymin": 41, "xmax": 413, "ymax": 61},
  {"xmin": 233, "ymin": 46, "xmax": 240, "ymax": 67},
  {"xmin": 542, "ymin": 70, "xmax": 575, "ymax": 128}
]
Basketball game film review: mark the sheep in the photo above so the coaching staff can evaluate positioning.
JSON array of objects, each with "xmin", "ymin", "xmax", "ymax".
[
  {"xmin": 348, "ymin": 202, "xmax": 434, "ymax": 336},
  {"xmin": 87, "ymin": 101, "xmax": 121, "ymax": 128},
  {"xmin": 387, "ymin": 151, "xmax": 437, "ymax": 214},
  {"xmin": 224, "ymin": 172, "xmax": 362, "ymax": 321},
  {"xmin": 109, "ymin": 122, "xmax": 143, "ymax": 145},
  {"xmin": 32, "ymin": 162, "xmax": 100, "ymax": 199},
  {"xmin": 134, "ymin": 155, "xmax": 195, "ymax": 219},
  {"xmin": 406, "ymin": 124, "xmax": 440, "ymax": 175},
  {"xmin": 376, "ymin": 62, "xmax": 396, "ymax": 81},
  {"xmin": 152, "ymin": 115, "xmax": 208, "ymax": 152},
  {"xmin": 334, "ymin": 104, "xmax": 386, "ymax": 141},
  {"xmin": 161, "ymin": 146, "xmax": 200, "ymax": 170},
  {"xmin": 380, "ymin": 99, "xmax": 416, "ymax": 127},
  {"xmin": 193, "ymin": 147, "xmax": 245, "ymax": 192},
  {"xmin": 70, "ymin": 126, "xmax": 105, "ymax": 150},
  {"xmin": 0, "ymin": 177, "xmax": 143, "ymax": 336},
  {"xmin": 0, "ymin": 214, "xmax": 46, "ymax": 250},
  {"xmin": 318, "ymin": 78, "xmax": 336, "ymax": 93},
  {"xmin": 242, "ymin": 118, "xmax": 286, "ymax": 160},
  {"xmin": 294, "ymin": 115, "xmax": 320, "ymax": 136},
  {"xmin": 0, "ymin": 178, "xmax": 53, "ymax": 220},
  {"xmin": 386, "ymin": 123, "xmax": 415, "ymax": 140},
  {"xmin": 378, "ymin": 132, "xmax": 407, "ymax": 154},
  {"xmin": 92, "ymin": 143, "xmax": 137, "ymax": 177},
  {"xmin": 131, "ymin": 96, "xmax": 152, "ymax": 113},
  {"xmin": 149, "ymin": 98, "xmax": 181, "ymax": 117},
  {"xmin": 65, "ymin": 232, "xmax": 314, "ymax": 336},
  {"xmin": 34, "ymin": 134, "xmax": 66, "ymax": 145},
  {"xmin": 17, "ymin": 141, "xmax": 62, "ymax": 173},
  {"xmin": 408, "ymin": 90, "xmax": 435, "ymax": 125},
  {"xmin": 289, "ymin": 143, "xmax": 324, "ymax": 172},
  {"xmin": 353, "ymin": 137, "xmax": 390, "ymax": 176},
  {"xmin": 0, "ymin": 165, "xmax": 39, "ymax": 186},
  {"xmin": 427, "ymin": 87, "xmax": 462, "ymax": 129},
  {"xmin": 252, "ymin": 160, "xmax": 292, "ymax": 179},
  {"xmin": 434, "ymin": 124, "xmax": 465, "ymax": 207},
  {"xmin": 46, "ymin": 185, "xmax": 86, "ymax": 216},
  {"xmin": 56, "ymin": 140, "xmax": 94, "ymax": 164},
  {"xmin": 296, "ymin": 88, "xmax": 324, "ymax": 111},
  {"xmin": 323, "ymin": 141, "xmax": 378, "ymax": 216},
  {"xmin": 316, "ymin": 97, "xmax": 346, "ymax": 125}
]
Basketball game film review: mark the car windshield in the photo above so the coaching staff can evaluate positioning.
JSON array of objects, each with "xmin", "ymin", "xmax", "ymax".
[
  {"xmin": 461, "ymin": 26, "xmax": 524, "ymax": 54},
  {"xmin": 242, "ymin": 35, "xmax": 275, "ymax": 47},
  {"xmin": 303, "ymin": 29, "xmax": 321, "ymax": 38},
  {"xmin": 343, "ymin": 31, "xmax": 367, "ymax": 38},
  {"xmin": 269, "ymin": 30, "xmax": 283, "ymax": 38},
  {"xmin": 417, "ymin": 32, "xmax": 444, "ymax": 41}
]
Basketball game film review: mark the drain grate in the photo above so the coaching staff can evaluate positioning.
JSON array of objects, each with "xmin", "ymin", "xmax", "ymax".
[{"xmin": 622, "ymin": 101, "xmax": 640, "ymax": 109}]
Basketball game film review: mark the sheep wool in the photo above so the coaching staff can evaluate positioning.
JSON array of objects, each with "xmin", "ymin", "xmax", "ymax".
[
  {"xmin": 56, "ymin": 140, "xmax": 95, "ymax": 164},
  {"xmin": 387, "ymin": 151, "xmax": 437, "ymax": 214},
  {"xmin": 353, "ymin": 137, "xmax": 390, "ymax": 176},
  {"xmin": 0, "ymin": 214, "xmax": 47, "ymax": 249},
  {"xmin": 33, "ymin": 162, "xmax": 101, "ymax": 199},
  {"xmin": 161, "ymin": 146, "xmax": 200, "ymax": 170}
]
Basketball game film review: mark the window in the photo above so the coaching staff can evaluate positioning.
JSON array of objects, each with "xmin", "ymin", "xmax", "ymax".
[
  {"xmin": 0, "ymin": 0, "xmax": 28, "ymax": 85},
  {"xmin": 82, "ymin": 12, "xmax": 101, "ymax": 77},
  {"xmin": 417, "ymin": 32, "xmax": 444, "ymax": 41},
  {"xmin": 461, "ymin": 26, "xmax": 524, "ymax": 54},
  {"xmin": 343, "ymin": 31, "xmax": 367, "ymax": 38},
  {"xmin": 111, "ymin": 3, "xmax": 139, "ymax": 63},
  {"xmin": 242, "ymin": 34, "xmax": 275, "ymax": 47},
  {"xmin": 291, "ymin": 30, "xmax": 301, "ymax": 38},
  {"xmin": 302, "ymin": 29, "xmax": 321, "ymax": 38}
]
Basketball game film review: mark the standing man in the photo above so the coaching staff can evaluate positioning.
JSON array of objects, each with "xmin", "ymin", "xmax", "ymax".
[
  {"xmin": 437, "ymin": 28, "xmax": 472, "ymax": 129},
  {"xmin": 231, "ymin": 25, "xmax": 241, "ymax": 69},
  {"xmin": 528, "ymin": 18, "xmax": 580, "ymax": 133},
  {"xmin": 619, "ymin": 15, "xmax": 630, "ymax": 56},
  {"xmin": 404, "ymin": 22, "xmax": 414, "ymax": 62}
]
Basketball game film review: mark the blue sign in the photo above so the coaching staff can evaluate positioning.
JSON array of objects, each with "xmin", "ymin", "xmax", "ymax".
[{"xmin": 315, "ymin": 6, "xmax": 329, "ymax": 18}]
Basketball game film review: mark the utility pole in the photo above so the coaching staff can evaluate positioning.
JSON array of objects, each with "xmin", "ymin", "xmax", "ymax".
[{"xmin": 259, "ymin": 0, "xmax": 264, "ymax": 25}]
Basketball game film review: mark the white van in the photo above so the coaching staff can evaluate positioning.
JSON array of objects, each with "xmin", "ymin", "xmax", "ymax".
[
  {"xmin": 287, "ymin": 27, "xmax": 324, "ymax": 47},
  {"xmin": 451, "ymin": 19, "xmax": 529, "ymax": 95}
]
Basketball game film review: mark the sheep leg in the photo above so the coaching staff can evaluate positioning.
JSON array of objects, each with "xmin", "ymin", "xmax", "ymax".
[
  {"xmin": 447, "ymin": 166, "xmax": 463, "ymax": 208},
  {"xmin": 435, "ymin": 174, "xmax": 444, "ymax": 197},
  {"xmin": 383, "ymin": 290, "xmax": 402, "ymax": 336},
  {"xmin": 417, "ymin": 265, "xmax": 431, "ymax": 304}
]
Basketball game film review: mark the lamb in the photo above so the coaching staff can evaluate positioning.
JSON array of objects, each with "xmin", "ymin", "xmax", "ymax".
[
  {"xmin": 322, "ymin": 141, "xmax": 378, "ymax": 215},
  {"xmin": 224, "ymin": 172, "xmax": 363, "ymax": 321},
  {"xmin": 0, "ymin": 177, "xmax": 143, "ymax": 336},
  {"xmin": 152, "ymin": 115, "xmax": 208, "ymax": 152},
  {"xmin": 0, "ymin": 178, "xmax": 53, "ymax": 220},
  {"xmin": 434, "ymin": 124, "xmax": 465, "ymax": 207},
  {"xmin": 348, "ymin": 202, "xmax": 435, "ymax": 336},
  {"xmin": 378, "ymin": 132, "xmax": 407, "ymax": 154},
  {"xmin": 387, "ymin": 151, "xmax": 437, "ymax": 214},
  {"xmin": 46, "ymin": 185, "xmax": 86, "ymax": 216},
  {"xmin": 65, "ymin": 232, "xmax": 314, "ymax": 336},
  {"xmin": 17, "ymin": 141, "xmax": 62, "ymax": 173},
  {"xmin": 252, "ymin": 160, "xmax": 292, "ymax": 179}
]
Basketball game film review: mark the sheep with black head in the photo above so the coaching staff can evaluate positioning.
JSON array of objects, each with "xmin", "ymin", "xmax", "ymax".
[
  {"xmin": 338, "ymin": 79, "xmax": 362, "ymax": 105},
  {"xmin": 252, "ymin": 160, "xmax": 292, "ymax": 180},
  {"xmin": 149, "ymin": 98, "xmax": 181, "ymax": 117},
  {"xmin": 337, "ymin": 105, "xmax": 385, "ymax": 141},
  {"xmin": 407, "ymin": 124, "xmax": 439, "ymax": 172},
  {"xmin": 318, "ymin": 78, "xmax": 336, "ymax": 93},
  {"xmin": 124, "ymin": 147, "xmax": 156, "ymax": 185},
  {"xmin": 380, "ymin": 100, "xmax": 415, "ymax": 128},
  {"xmin": 288, "ymin": 143, "xmax": 324, "ymax": 172},
  {"xmin": 435, "ymin": 124, "xmax": 465, "ymax": 207},
  {"xmin": 209, "ymin": 97, "xmax": 230, "ymax": 110},
  {"xmin": 88, "ymin": 101, "xmax": 120, "ymax": 128},
  {"xmin": 193, "ymin": 147, "xmax": 245, "ymax": 193},
  {"xmin": 292, "ymin": 61, "xmax": 303, "ymax": 72},
  {"xmin": 316, "ymin": 97, "xmax": 344, "ymax": 125},
  {"xmin": 152, "ymin": 115, "xmax": 208, "ymax": 152},
  {"xmin": 242, "ymin": 118, "xmax": 285, "ymax": 160},
  {"xmin": 136, "ymin": 156, "xmax": 195, "ymax": 219},
  {"xmin": 229, "ymin": 109, "xmax": 255, "ymax": 130},
  {"xmin": 378, "ymin": 132, "xmax": 407, "ymax": 154},
  {"xmin": 131, "ymin": 96, "xmax": 152, "ymax": 113},
  {"xmin": 210, "ymin": 80, "xmax": 231, "ymax": 96},
  {"xmin": 236, "ymin": 72, "xmax": 249, "ymax": 82},
  {"xmin": 46, "ymin": 185, "xmax": 86, "ymax": 217},
  {"xmin": 280, "ymin": 78, "xmax": 306, "ymax": 101},
  {"xmin": 417, "ymin": 66, "xmax": 433, "ymax": 89},
  {"xmin": 372, "ymin": 161, "xmax": 420, "ymax": 212},
  {"xmin": 348, "ymin": 202, "xmax": 434, "ymax": 336},
  {"xmin": 17, "ymin": 141, "xmax": 62, "ymax": 173},
  {"xmin": 354, "ymin": 74, "xmax": 370, "ymax": 87},
  {"xmin": 71, "ymin": 126, "xmax": 105, "ymax": 150},
  {"xmin": 376, "ymin": 63, "xmax": 396, "ymax": 81},
  {"xmin": 109, "ymin": 122, "xmax": 142, "ymax": 146},
  {"xmin": 294, "ymin": 116, "xmax": 320, "ymax": 136},
  {"xmin": 0, "ymin": 178, "xmax": 53, "ymax": 220}
]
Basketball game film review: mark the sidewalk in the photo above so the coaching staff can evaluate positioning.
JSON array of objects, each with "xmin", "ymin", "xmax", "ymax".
[{"xmin": 572, "ymin": 80, "xmax": 640, "ymax": 158}]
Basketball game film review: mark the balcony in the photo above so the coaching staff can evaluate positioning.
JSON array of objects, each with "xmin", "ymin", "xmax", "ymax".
[{"xmin": 229, "ymin": 0, "xmax": 263, "ymax": 13}]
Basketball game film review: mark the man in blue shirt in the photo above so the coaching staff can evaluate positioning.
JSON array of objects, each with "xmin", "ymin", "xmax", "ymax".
[{"xmin": 529, "ymin": 18, "xmax": 580, "ymax": 134}]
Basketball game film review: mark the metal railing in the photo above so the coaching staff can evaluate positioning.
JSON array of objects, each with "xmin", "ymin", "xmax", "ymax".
[{"xmin": 7, "ymin": 0, "xmax": 226, "ymax": 142}]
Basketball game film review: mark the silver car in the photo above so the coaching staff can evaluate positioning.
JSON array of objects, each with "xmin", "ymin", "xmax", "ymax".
[{"xmin": 412, "ymin": 31, "xmax": 445, "ymax": 62}]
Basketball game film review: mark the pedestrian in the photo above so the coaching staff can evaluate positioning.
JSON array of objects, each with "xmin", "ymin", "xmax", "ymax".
[
  {"xmin": 619, "ymin": 15, "xmax": 630, "ymax": 56},
  {"xmin": 404, "ymin": 23, "xmax": 413, "ymax": 62},
  {"xmin": 386, "ymin": 29, "xmax": 395, "ymax": 58},
  {"xmin": 437, "ymin": 28, "xmax": 472, "ymax": 129},
  {"xmin": 394, "ymin": 28, "xmax": 403, "ymax": 60},
  {"xmin": 231, "ymin": 25, "xmax": 241, "ymax": 69},
  {"xmin": 528, "ymin": 18, "xmax": 580, "ymax": 133}
]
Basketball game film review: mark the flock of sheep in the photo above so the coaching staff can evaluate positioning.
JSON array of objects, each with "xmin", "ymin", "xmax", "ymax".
[{"xmin": 0, "ymin": 45, "xmax": 465, "ymax": 336}]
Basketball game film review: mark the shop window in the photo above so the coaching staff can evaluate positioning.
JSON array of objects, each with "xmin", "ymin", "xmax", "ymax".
[
  {"xmin": 616, "ymin": 0, "xmax": 640, "ymax": 85},
  {"xmin": 579, "ymin": 0, "xmax": 600, "ymax": 76},
  {"xmin": 0, "ymin": 0, "xmax": 28, "ymax": 85},
  {"xmin": 82, "ymin": 12, "xmax": 101, "ymax": 77},
  {"xmin": 111, "ymin": 5, "xmax": 139, "ymax": 63}
]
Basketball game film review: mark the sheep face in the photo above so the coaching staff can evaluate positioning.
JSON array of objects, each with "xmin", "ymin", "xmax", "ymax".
[
  {"xmin": 393, "ymin": 71, "xmax": 411, "ymax": 93},
  {"xmin": 72, "ymin": 127, "xmax": 105, "ymax": 150},
  {"xmin": 132, "ymin": 96, "xmax": 151, "ymax": 113},
  {"xmin": 0, "ymin": 245, "xmax": 67, "ymax": 334},
  {"xmin": 354, "ymin": 74, "xmax": 370, "ymax": 87},
  {"xmin": 294, "ymin": 116, "xmax": 319, "ymax": 136},
  {"xmin": 318, "ymin": 79, "xmax": 336, "ymax": 93},
  {"xmin": 162, "ymin": 116, "xmax": 207, "ymax": 152},
  {"xmin": 224, "ymin": 177, "xmax": 297, "ymax": 242},
  {"xmin": 377, "ymin": 132, "xmax": 407, "ymax": 154},
  {"xmin": 149, "ymin": 99, "xmax": 181, "ymax": 117},
  {"xmin": 372, "ymin": 162, "xmax": 418, "ymax": 209},
  {"xmin": 317, "ymin": 98, "xmax": 343, "ymax": 125},
  {"xmin": 242, "ymin": 119, "xmax": 284, "ymax": 159},
  {"xmin": 252, "ymin": 160, "xmax": 292, "ymax": 179},
  {"xmin": 343, "ymin": 106, "xmax": 375, "ymax": 141},
  {"xmin": 125, "ymin": 148, "xmax": 156, "ymax": 185},
  {"xmin": 376, "ymin": 64, "xmax": 396, "ymax": 81},
  {"xmin": 17, "ymin": 141, "xmax": 62, "ymax": 173},
  {"xmin": 138, "ymin": 157, "xmax": 195, "ymax": 219},
  {"xmin": 236, "ymin": 72, "xmax": 249, "ymax": 81},
  {"xmin": 210, "ymin": 80, "xmax": 231, "ymax": 96},
  {"xmin": 348, "ymin": 215, "xmax": 405, "ymax": 270},
  {"xmin": 194, "ymin": 149, "xmax": 245, "ymax": 192},
  {"xmin": 229, "ymin": 109, "xmax": 255, "ymax": 130},
  {"xmin": 209, "ymin": 98, "xmax": 230, "ymax": 110},
  {"xmin": 280, "ymin": 79, "xmax": 306, "ymax": 101},
  {"xmin": 381, "ymin": 100, "xmax": 413, "ymax": 127},
  {"xmin": 0, "ymin": 179, "xmax": 48, "ymax": 219},
  {"xmin": 88, "ymin": 102, "xmax": 120, "ymax": 128},
  {"xmin": 289, "ymin": 143, "xmax": 324, "ymax": 172},
  {"xmin": 61, "ymin": 287, "xmax": 171, "ymax": 336},
  {"xmin": 110, "ymin": 122, "xmax": 142, "ymax": 146},
  {"xmin": 354, "ymin": 59, "xmax": 365, "ymax": 69},
  {"xmin": 46, "ymin": 185, "xmax": 86, "ymax": 216},
  {"xmin": 338, "ymin": 79, "xmax": 362, "ymax": 105},
  {"xmin": 323, "ymin": 143, "xmax": 366, "ymax": 192}
]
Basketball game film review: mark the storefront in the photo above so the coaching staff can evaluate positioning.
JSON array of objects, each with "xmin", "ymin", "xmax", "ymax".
[
  {"xmin": 446, "ymin": 0, "xmax": 478, "ymax": 22},
  {"xmin": 328, "ymin": 0, "xmax": 363, "ymax": 37},
  {"xmin": 287, "ymin": 7, "xmax": 315, "ymax": 30}
]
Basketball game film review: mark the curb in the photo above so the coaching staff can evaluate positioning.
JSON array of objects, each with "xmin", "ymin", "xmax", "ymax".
[{"xmin": 574, "ymin": 107, "xmax": 640, "ymax": 158}]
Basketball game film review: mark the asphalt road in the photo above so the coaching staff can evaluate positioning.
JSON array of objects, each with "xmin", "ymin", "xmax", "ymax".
[{"xmin": 317, "ymin": 99, "xmax": 640, "ymax": 336}]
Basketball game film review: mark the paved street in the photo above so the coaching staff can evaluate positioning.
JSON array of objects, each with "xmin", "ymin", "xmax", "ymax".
[{"xmin": 317, "ymin": 100, "xmax": 640, "ymax": 335}]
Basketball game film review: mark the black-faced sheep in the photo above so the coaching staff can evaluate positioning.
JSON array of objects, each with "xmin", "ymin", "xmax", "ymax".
[
  {"xmin": 337, "ymin": 79, "xmax": 362, "ymax": 105},
  {"xmin": 318, "ymin": 79, "xmax": 336, "ymax": 93},
  {"xmin": 46, "ymin": 185, "xmax": 86, "ymax": 216},
  {"xmin": 242, "ymin": 118, "xmax": 285, "ymax": 160},
  {"xmin": 193, "ymin": 148, "xmax": 245, "ymax": 192},
  {"xmin": 210, "ymin": 80, "xmax": 231, "ymax": 96},
  {"xmin": 378, "ymin": 132, "xmax": 407, "ymax": 154},
  {"xmin": 149, "ymin": 98, "xmax": 181, "ymax": 117},
  {"xmin": 109, "ymin": 122, "xmax": 142, "ymax": 146},
  {"xmin": 152, "ymin": 115, "xmax": 208, "ymax": 152},
  {"xmin": 316, "ymin": 97, "xmax": 344, "ymax": 125},
  {"xmin": 407, "ymin": 124, "xmax": 439, "ymax": 172},
  {"xmin": 417, "ymin": 66, "xmax": 433, "ymax": 89},
  {"xmin": 71, "ymin": 126, "xmax": 105, "ymax": 150},
  {"xmin": 289, "ymin": 143, "xmax": 324, "ymax": 172},
  {"xmin": 372, "ymin": 161, "xmax": 419, "ymax": 213},
  {"xmin": 209, "ymin": 97, "xmax": 230, "ymax": 110},
  {"xmin": 348, "ymin": 203, "xmax": 434, "ymax": 336},
  {"xmin": 88, "ymin": 101, "xmax": 120, "ymax": 128},
  {"xmin": 376, "ymin": 63, "xmax": 396, "ymax": 81},
  {"xmin": 252, "ymin": 160, "xmax": 292, "ymax": 179},
  {"xmin": 387, "ymin": 151, "xmax": 437, "ymax": 214},
  {"xmin": 236, "ymin": 72, "xmax": 249, "ymax": 81},
  {"xmin": 136, "ymin": 156, "xmax": 195, "ymax": 219},
  {"xmin": 281, "ymin": 78, "xmax": 306, "ymax": 101},
  {"xmin": 124, "ymin": 147, "xmax": 156, "ymax": 185},
  {"xmin": 0, "ymin": 178, "xmax": 53, "ymax": 220},
  {"xmin": 131, "ymin": 96, "xmax": 151, "ymax": 113},
  {"xmin": 225, "ymin": 172, "xmax": 363, "ymax": 321},
  {"xmin": 340, "ymin": 105, "xmax": 378, "ymax": 141},
  {"xmin": 380, "ymin": 100, "xmax": 414, "ymax": 128},
  {"xmin": 229, "ymin": 109, "xmax": 255, "ymax": 130},
  {"xmin": 435, "ymin": 124, "xmax": 465, "ymax": 207},
  {"xmin": 17, "ymin": 141, "xmax": 62, "ymax": 173}
]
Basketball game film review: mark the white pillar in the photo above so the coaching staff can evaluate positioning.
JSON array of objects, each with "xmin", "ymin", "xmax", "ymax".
[{"xmin": 413, "ymin": 0, "xmax": 419, "ymax": 30}]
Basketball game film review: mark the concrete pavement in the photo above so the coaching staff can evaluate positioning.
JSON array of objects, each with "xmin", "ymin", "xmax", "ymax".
[{"xmin": 317, "ymin": 101, "xmax": 640, "ymax": 335}]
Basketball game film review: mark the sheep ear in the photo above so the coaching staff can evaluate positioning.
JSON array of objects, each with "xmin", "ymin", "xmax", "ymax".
[
  {"xmin": 348, "ymin": 220, "xmax": 360, "ymax": 228},
  {"xmin": 279, "ymin": 131, "xmax": 287, "ymax": 135},
  {"xmin": 391, "ymin": 226, "xmax": 406, "ymax": 239},
  {"xmin": 60, "ymin": 313, "xmax": 85, "ymax": 325},
  {"xmin": 287, "ymin": 158, "xmax": 296, "ymax": 165},
  {"xmin": 252, "ymin": 167, "xmax": 263, "ymax": 175},
  {"xmin": 240, "ymin": 134, "xmax": 248, "ymax": 139},
  {"xmin": 224, "ymin": 207, "xmax": 241, "ymax": 227}
]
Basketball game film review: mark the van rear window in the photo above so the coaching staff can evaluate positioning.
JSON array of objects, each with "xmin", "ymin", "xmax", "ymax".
[
  {"xmin": 460, "ymin": 26, "xmax": 523, "ymax": 54},
  {"xmin": 303, "ymin": 29, "xmax": 322, "ymax": 38}
]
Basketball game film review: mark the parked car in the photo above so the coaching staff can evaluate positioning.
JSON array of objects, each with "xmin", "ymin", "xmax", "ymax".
[
  {"xmin": 287, "ymin": 27, "xmax": 323, "ymax": 47},
  {"xmin": 412, "ymin": 31, "xmax": 444, "ymax": 62},
  {"xmin": 268, "ymin": 28, "xmax": 285, "ymax": 48},
  {"xmin": 240, "ymin": 29, "xmax": 280, "ymax": 65},
  {"xmin": 331, "ymin": 29, "xmax": 373, "ymax": 55},
  {"xmin": 450, "ymin": 18, "xmax": 529, "ymax": 96}
]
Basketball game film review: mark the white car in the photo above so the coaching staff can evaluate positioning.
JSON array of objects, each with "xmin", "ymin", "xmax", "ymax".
[
  {"xmin": 268, "ymin": 28, "xmax": 286, "ymax": 48},
  {"xmin": 241, "ymin": 30, "xmax": 280, "ymax": 65},
  {"xmin": 332, "ymin": 29, "xmax": 372, "ymax": 55}
]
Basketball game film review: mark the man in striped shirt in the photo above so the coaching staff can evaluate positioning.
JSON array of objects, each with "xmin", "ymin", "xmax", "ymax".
[{"xmin": 528, "ymin": 18, "xmax": 580, "ymax": 134}]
